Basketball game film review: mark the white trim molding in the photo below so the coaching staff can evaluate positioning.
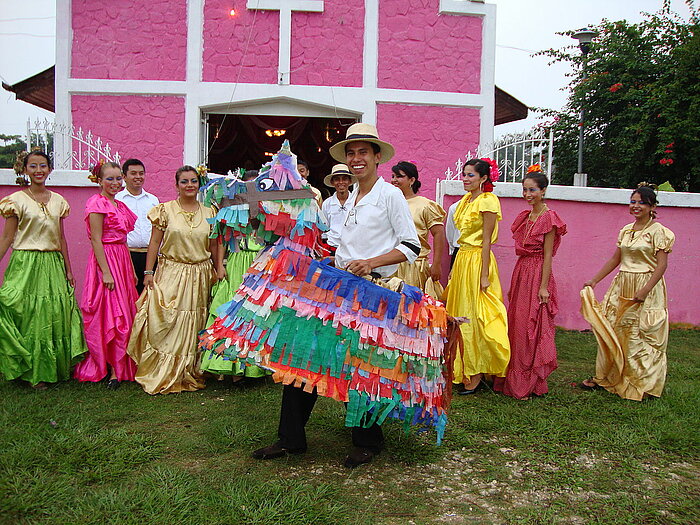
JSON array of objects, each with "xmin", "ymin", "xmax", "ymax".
[{"xmin": 246, "ymin": 0, "xmax": 324, "ymax": 85}]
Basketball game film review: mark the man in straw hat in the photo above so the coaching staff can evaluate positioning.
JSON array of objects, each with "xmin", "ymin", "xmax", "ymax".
[
  {"xmin": 252, "ymin": 122, "xmax": 420, "ymax": 468},
  {"xmin": 321, "ymin": 164, "xmax": 356, "ymax": 249}
]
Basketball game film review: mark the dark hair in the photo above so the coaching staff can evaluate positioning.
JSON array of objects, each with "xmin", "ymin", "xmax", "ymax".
[
  {"xmin": 97, "ymin": 161, "xmax": 122, "ymax": 179},
  {"xmin": 344, "ymin": 142, "xmax": 381, "ymax": 155},
  {"xmin": 523, "ymin": 171, "xmax": 549, "ymax": 191},
  {"xmin": 297, "ymin": 160, "xmax": 309, "ymax": 170},
  {"xmin": 122, "ymin": 158, "xmax": 145, "ymax": 175},
  {"xmin": 24, "ymin": 151, "xmax": 52, "ymax": 170},
  {"xmin": 391, "ymin": 161, "xmax": 421, "ymax": 193},
  {"xmin": 175, "ymin": 165, "xmax": 199, "ymax": 184},
  {"xmin": 464, "ymin": 158, "xmax": 494, "ymax": 192},
  {"xmin": 632, "ymin": 186, "xmax": 658, "ymax": 218}
]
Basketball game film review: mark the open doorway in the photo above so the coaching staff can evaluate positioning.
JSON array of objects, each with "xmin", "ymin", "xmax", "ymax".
[{"xmin": 205, "ymin": 114, "xmax": 356, "ymax": 198}]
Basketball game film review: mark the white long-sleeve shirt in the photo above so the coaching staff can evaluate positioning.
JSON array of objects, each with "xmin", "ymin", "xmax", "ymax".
[
  {"xmin": 115, "ymin": 188, "xmax": 159, "ymax": 249},
  {"xmin": 321, "ymin": 192, "xmax": 350, "ymax": 248},
  {"xmin": 445, "ymin": 200, "xmax": 461, "ymax": 254},
  {"xmin": 334, "ymin": 177, "xmax": 419, "ymax": 277}
]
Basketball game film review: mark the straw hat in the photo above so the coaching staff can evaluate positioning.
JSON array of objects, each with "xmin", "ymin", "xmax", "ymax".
[
  {"xmin": 323, "ymin": 164, "xmax": 358, "ymax": 188},
  {"xmin": 329, "ymin": 123, "xmax": 395, "ymax": 164}
]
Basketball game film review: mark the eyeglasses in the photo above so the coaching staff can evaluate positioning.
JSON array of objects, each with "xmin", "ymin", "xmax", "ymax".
[{"xmin": 344, "ymin": 208, "xmax": 357, "ymax": 226}]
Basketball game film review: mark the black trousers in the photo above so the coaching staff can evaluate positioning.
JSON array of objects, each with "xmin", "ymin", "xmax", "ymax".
[
  {"xmin": 130, "ymin": 251, "xmax": 147, "ymax": 295},
  {"xmin": 277, "ymin": 384, "xmax": 384, "ymax": 452}
]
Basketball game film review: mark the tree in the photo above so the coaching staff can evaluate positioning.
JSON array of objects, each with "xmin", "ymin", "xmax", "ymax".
[
  {"xmin": 0, "ymin": 135, "xmax": 27, "ymax": 169},
  {"xmin": 539, "ymin": 1, "xmax": 700, "ymax": 191}
]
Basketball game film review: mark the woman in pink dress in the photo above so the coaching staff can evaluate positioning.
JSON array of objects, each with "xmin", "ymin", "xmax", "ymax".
[
  {"xmin": 494, "ymin": 166, "xmax": 566, "ymax": 400},
  {"xmin": 74, "ymin": 162, "xmax": 138, "ymax": 389}
]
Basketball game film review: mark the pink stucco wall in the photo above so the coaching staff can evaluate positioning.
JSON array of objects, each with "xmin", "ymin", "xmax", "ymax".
[
  {"xmin": 203, "ymin": 0, "xmax": 279, "ymax": 84},
  {"xmin": 290, "ymin": 0, "xmax": 364, "ymax": 87},
  {"xmin": 442, "ymin": 193, "xmax": 699, "ymax": 329},
  {"xmin": 1, "ymin": 182, "xmax": 698, "ymax": 327},
  {"xmin": 71, "ymin": 94, "xmax": 186, "ymax": 202},
  {"xmin": 71, "ymin": 0, "xmax": 187, "ymax": 81},
  {"xmin": 378, "ymin": 0, "xmax": 482, "ymax": 93},
  {"xmin": 377, "ymin": 103, "xmax": 480, "ymax": 201}
]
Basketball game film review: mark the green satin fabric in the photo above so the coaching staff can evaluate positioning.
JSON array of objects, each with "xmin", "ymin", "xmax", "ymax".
[
  {"xmin": 202, "ymin": 242, "xmax": 268, "ymax": 378},
  {"xmin": 0, "ymin": 250, "xmax": 87, "ymax": 384}
]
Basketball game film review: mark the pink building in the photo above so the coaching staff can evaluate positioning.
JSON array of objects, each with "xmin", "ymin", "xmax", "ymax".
[
  {"xmin": 3, "ymin": 0, "xmax": 698, "ymax": 328},
  {"xmin": 43, "ymin": 0, "xmax": 522, "ymax": 199}
]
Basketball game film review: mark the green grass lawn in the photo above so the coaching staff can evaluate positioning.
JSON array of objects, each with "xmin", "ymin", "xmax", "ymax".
[{"xmin": 1, "ymin": 330, "xmax": 698, "ymax": 525}]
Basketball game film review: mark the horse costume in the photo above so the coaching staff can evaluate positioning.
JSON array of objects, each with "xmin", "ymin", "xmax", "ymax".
[{"xmin": 199, "ymin": 142, "xmax": 454, "ymax": 442}]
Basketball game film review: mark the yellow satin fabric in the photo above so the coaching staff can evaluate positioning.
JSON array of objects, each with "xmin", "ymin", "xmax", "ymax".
[
  {"xmin": 580, "ymin": 223, "xmax": 674, "ymax": 401},
  {"xmin": 128, "ymin": 200, "xmax": 216, "ymax": 394},
  {"xmin": 454, "ymin": 192, "xmax": 501, "ymax": 248},
  {"xmin": 395, "ymin": 196, "xmax": 445, "ymax": 299},
  {"xmin": 148, "ymin": 201, "xmax": 216, "ymax": 263},
  {"xmin": 0, "ymin": 191, "xmax": 69, "ymax": 251},
  {"xmin": 447, "ymin": 247, "xmax": 510, "ymax": 381}
]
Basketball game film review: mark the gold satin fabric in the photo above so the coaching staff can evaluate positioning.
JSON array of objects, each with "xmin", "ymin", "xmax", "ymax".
[
  {"xmin": 454, "ymin": 192, "xmax": 501, "ymax": 248},
  {"xmin": 395, "ymin": 196, "xmax": 445, "ymax": 299},
  {"xmin": 580, "ymin": 222, "xmax": 675, "ymax": 400},
  {"xmin": 127, "ymin": 201, "xmax": 216, "ymax": 394},
  {"xmin": 0, "ymin": 191, "xmax": 70, "ymax": 251},
  {"xmin": 148, "ymin": 201, "xmax": 216, "ymax": 263}
]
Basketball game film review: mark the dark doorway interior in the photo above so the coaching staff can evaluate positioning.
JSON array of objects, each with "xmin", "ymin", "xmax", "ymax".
[{"xmin": 206, "ymin": 114, "xmax": 356, "ymax": 198}]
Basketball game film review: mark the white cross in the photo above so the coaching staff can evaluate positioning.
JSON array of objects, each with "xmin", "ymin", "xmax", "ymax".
[{"xmin": 247, "ymin": 0, "xmax": 324, "ymax": 85}]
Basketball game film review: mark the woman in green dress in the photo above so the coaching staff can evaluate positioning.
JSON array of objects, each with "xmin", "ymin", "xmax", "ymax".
[
  {"xmin": 0, "ymin": 151, "xmax": 87, "ymax": 388},
  {"xmin": 201, "ymin": 170, "xmax": 268, "ymax": 381}
]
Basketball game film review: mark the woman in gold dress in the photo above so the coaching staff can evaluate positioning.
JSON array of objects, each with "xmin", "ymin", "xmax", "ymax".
[
  {"xmin": 127, "ymin": 166, "xmax": 223, "ymax": 394},
  {"xmin": 580, "ymin": 185, "xmax": 674, "ymax": 400},
  {"xmin": 446, "ymin": 158, "xmax": 510, "ymax": 394},
  {"xmin": 390, "ymin": 161, "xmax": 446, "ymax": 299}
]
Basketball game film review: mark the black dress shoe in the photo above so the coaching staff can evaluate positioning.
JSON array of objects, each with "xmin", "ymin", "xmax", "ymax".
[
  {"xmin": 106, "ymin": 379, "xmax": 120, "ymax": 390},
  {"xmin": 252, "ymin": 443, "xmax": 306, "ymax": 460},
  {"xmin": 344, "ymin": 447, "xmax": 376, "ymax": 469},
  {"xmin": 457, "ymin": 381, "xmax": 485, "ymax": 396}
]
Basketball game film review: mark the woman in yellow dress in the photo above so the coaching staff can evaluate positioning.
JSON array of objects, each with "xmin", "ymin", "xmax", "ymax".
[
  {"xmin": 580, "ymin": 184, "xmax": 674, "ymax": 400},
  {"xmin": 446, "ymin": 158, "xmax": 510, "ymax": 394},
  {"xmin": 127, "ymin": 166, "xmax": 223, "ymax": 394},
  {"xmin": 390, "ymin": 161, "xmax": 446, "ymax": 299}
]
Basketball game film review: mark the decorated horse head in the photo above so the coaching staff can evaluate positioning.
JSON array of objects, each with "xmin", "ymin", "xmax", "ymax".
[
  {"xmin": 199, "ymin": 142, "xmax": 453, "ymax": 444},
  {"xmin": 200, "ymin": 140, "xmax": 328, "ymax": 255}
]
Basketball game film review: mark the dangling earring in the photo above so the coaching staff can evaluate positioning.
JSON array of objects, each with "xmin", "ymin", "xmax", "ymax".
[{"xmin": 479, "ymin": 180, "xmax": 484, "ymax": 191}]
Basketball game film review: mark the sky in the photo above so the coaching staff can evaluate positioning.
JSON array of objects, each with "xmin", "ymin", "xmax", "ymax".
[{"xmin": 0, "ymin": 0, "xmax": 694, "ymax": 140}]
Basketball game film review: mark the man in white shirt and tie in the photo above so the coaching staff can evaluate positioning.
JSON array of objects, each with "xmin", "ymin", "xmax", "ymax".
[{"xmin": 116, "ymin": 159, "xmax": 159, "ymax": 294}]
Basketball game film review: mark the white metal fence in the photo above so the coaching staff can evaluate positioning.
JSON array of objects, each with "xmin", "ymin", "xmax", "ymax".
[
  {"xmin": 26, "ymin": 118, "xmax": 121, "ymax": 171},
  {"xmin": 436, "ymin": 125, "xmax": 555, "ymax": 206}
]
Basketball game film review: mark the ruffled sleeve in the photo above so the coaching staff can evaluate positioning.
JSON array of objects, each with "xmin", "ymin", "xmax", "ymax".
[
  {"xmin": 148, "ymin": 203, "xmax": 168, "ymax": 231},
  {"xmin": 57, "ymin": 194, "xmax": 70, "ymax": 218},
  {"xmin": 420, "ymin": 199, "xmax": 446, "ymax": 231},
  {"xmin": 476, "ymin": 192, "xmax": 502, "ymax": 221},
  {"xmin": 652, "ymin": 224, "xmax": 675, "ymax": 254},
  {"xmin": 616, "ymin": 225, "xmax": 631, "ymax": 247},
  {"xmin": 537, "ymin": 210, "xmax": 567, "ymax": 237},
  {"xmin": 0, "ymin": 195, "xmax": 18, "ymax": 218},
  {"xmin": 118, "ymin": 201, "xmax": 137, "ymax": 232},
  {"xmin": 84, "ymin": 194, "xmax": 116, "ymax": 218},
  {"xmin": 510, "ymin": 210, "xmax": 530, "ymax": 234}
]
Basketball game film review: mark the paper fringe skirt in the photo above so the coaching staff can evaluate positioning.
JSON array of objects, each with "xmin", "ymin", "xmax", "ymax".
[{"xmin": 200, "ymin": 243, "xmax": 451, "ymax": 443}]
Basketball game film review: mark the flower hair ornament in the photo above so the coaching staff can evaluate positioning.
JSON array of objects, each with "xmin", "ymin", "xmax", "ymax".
[
  {"xmin": 478, "ymin": 157, "xmax": 500, "ymax": 192},
  {"xmin": 13, "ymin": 150, "xmax": 30, "ymax": 186},
  {"xmin": 527, "ymin": 164, "xmax": 544, "ymax": 174},
  {"xmin": 196, "ymin": 164, "xmax": 209, "ymax": 187},
  {"xmin": 89, "ymin": 160, "xmax": 105, "ymax": 184}
]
